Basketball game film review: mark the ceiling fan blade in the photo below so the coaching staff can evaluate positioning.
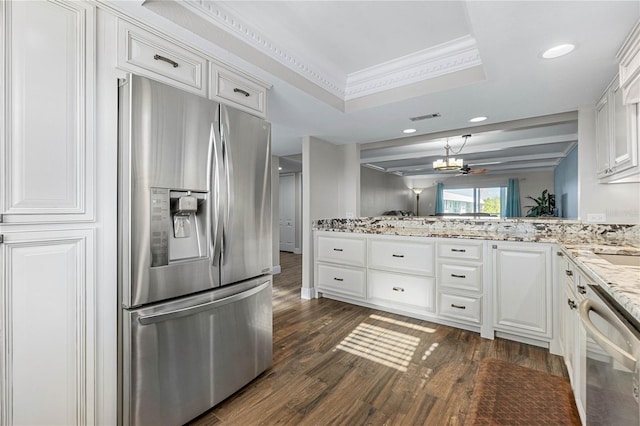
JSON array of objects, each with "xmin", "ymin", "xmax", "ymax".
[{"xmin": 468, "ymin": 168, "xmax": 488, "ymax": 175}]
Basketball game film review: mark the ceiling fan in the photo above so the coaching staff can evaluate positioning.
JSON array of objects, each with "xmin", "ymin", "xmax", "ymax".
[{"xmin": 456, "ymin": 164, "xmax": 488, "ymax": 176}]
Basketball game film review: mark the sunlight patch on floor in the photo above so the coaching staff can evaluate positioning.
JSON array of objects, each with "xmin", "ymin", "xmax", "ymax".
[{"xmin": 335, "ymin": 322, "xmax": 423, "ymax": 372}]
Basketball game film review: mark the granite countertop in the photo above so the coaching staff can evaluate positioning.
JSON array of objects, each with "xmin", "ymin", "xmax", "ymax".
[
  {"xmin": 560, "ymin": 243, "xmax": 640, "ymax": 325},
  {"xmin": 313, "ymin": 217, "xmax": 640, "ymax": 324}
]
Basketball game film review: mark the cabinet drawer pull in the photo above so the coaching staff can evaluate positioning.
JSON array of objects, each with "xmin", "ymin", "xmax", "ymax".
[
  {"xmin": 392, "ymin": 254, "xmax": 405, "ymax": 258},
  {"xmin": 451, "ymin": 248, "xmax": 466, "ymax": 253},
  {"xmin": 565, "ymin": 270, "xmax": 573, "ymax": 277},
  {"xmin": 577, "ymin": 284, "xmax": 587, "ymax": 294},
  {"xmin": 392, "ymin": 287, "xmax": 405, "ymax": 292},
  {"xmin": 451, "ymin": 274, "xmax": 466, "ymax": 279},
  {"xmin": 567, "ymin": 298, "xmax": 577, "ymax": 310},
  {"xmin": 333, "ymin": 248, "xmax": 343, "ymax": 252},
  {"xmin": 451, "ymin": 304, "xmax": 466, "ymax": 310},
  {"xmin": 153, "ymin": 54, "xmax": 179, "ymax": 68},
  {"xmin": 333, "ymin": 277, "xmax": 344, "ymax": 282},
  {"xmin": 233, "ymin": 88, "xmax": 251, "ymax": 97}
]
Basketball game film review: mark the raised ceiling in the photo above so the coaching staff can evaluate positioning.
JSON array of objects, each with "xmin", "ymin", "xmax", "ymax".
[{"xmin": 131, "ymin": 1, "xmax": 637, "ymax": 174}]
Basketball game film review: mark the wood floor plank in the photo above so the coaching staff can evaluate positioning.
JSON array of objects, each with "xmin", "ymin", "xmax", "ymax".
[{"xmin": 190, "ymin": 252, "xmax": 569, "ymax": 426}]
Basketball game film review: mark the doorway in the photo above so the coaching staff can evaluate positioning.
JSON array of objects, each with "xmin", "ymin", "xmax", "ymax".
[{"xmin": 279, "ymin": 174, "xmax": 295, "ymax": 252}]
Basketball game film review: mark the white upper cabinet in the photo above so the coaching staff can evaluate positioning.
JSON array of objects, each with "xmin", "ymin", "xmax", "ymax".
[
  {"xmin": 1, "ymin": 0, "xmax": 95, "ymax": 223},
  {"xmin": 595, "ymin": 76, "xmax": 639, "ymax": 183},
  {"xmin": 209, "ymin": 63, "xmax": 269, "ymax": 118},
  {"xmin": 618, "ymin": 21, "xmax": 640, "ymax": 105},
  {"xmin": 117, "ymin": 19, "xmax": 208, "ymax": 97}
]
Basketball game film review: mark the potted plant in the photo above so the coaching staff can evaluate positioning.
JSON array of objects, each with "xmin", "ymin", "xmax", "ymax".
[{"xmin": 525, "ymin": 189, "xmax": 556, "ymax": 217}]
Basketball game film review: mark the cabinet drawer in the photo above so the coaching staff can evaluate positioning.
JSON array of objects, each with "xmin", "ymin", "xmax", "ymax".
[
  {"xmin": 368, "ymin": 270, "xmax": 435, "ymax": 311},
  {"xmin": 437, "ymin": 241, "xmax": 483, "ymax": 261},
  {"xmin": 316, "ymin": 235, "xmax": 366, "ymax": 267},
  {"xmin": 316, "ymin": 264, "xmax": 366, "ymax": 298},
  {"xmin": 117, "ymin": 20, "xmax": 207, "ymax": 96},
  {"xmin": 368, "ymin": 238, "xmax": 434, "ymax": 276},
  {"xmin": 438, "ymin": 262, "xmax": 482, "ymax": 292},
  {"xmin": 210, "ymin": 64, "xmax": 267, "ymax": 117},
  {"xmin": 439, "ymin": 293, "xmax": 481, "ymax": 324}
]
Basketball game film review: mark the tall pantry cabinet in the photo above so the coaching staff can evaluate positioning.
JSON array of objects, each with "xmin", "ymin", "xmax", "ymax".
[{"xmin": 1, "ymin": 1, "xmax": 117, "ymax": 425}]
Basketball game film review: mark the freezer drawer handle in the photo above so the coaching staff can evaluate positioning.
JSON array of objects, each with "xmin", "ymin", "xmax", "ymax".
[
  {"xmin": 392, "ymin": 254, "xmax": 405, "ymax": 258},
  {"xmin": 333, "ymin": 277, "xmax": 344, "ymax": 282},
  {"xmin": 451, "ymin": 274, "xmax": 466, "ymax": 279},
  {"xmin": 392, "ymin": 287, "xmax": 405, "ymax": 292},
  {"xmin": 153, "ymin": 54, "xmax": 179, "ymax": 68},
  {"xmin": 137, "ymin": 281, "xmax": 270, "ymax": 325},
  {"xmin": 579, "ymin": 299, "xmax": 638, "ymax": 372},
  {"xmin": 451, "ymin": 248, "xmax": 466, "ymax": 253},
  {"xmin": 451, "ymin": 304, "xmax": 466, "ymax": 310},
  {"xmin": 233, "ymin": 88, "xmax": 251, "ymax": 97}
]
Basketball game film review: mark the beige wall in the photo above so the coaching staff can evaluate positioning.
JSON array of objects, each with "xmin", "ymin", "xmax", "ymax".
[
  {"xmin": 578, "ymin": 106, "xmax": 640, "ymax": 224},
  {"xmin": 302, "ymin": 137, "xmax": 361, "ymax": 295},
  {"xmin": 360, "ymin": 166, "xmax": 414, "ymax": 216}
]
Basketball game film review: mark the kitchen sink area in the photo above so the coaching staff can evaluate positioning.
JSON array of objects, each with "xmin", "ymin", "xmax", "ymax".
[{"xmin": 596, "ymin": 253, "xmax": 640, "ymax": 267}]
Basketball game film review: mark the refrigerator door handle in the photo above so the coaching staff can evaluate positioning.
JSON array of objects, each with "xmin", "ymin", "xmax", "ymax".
[
  {"xmin": 221, "ymin": 123, "xmax": 234, "ymax": 263},
  {"xmin": 137, "ymin": 280, "xmax": 270, "ymax": 325},
  {"xmin": 210, "ymin": 115, "xmax": 223, "ymax": 267}
]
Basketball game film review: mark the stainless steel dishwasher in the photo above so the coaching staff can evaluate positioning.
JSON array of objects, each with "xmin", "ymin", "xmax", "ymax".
[{"xmin": 579, "ymin": 285, "xmax": 640, "ymax": 425}]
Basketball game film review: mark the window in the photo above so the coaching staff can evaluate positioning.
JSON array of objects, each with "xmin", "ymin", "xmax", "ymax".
[{"xmin": 443, "ymin": 187, "xmax": 505, "ymax": 216}]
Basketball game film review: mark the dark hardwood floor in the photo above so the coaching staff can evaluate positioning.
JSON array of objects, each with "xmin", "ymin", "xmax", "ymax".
[{"xmin": 190, "ymin": 251, "xmax": 568, "ymax": 425}]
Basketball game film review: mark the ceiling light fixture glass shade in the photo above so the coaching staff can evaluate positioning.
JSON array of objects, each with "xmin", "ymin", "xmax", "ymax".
[
  {"xmin": 403, "ymin": 128, "xmax": 417, "ymax": 134},
  {"xmin": 433, "ymin": 157, "xmax": 464, "ymax": 171},
  {"xmin": 469, "ymin": 116, "xmax": 487, "ymax": 122},
  {"xmin": 542, "ymin": 44, "xmax": 575, "ymax": 59},
  {"xmin": 412, "ymin": 187, "xmax": 423, "ymax": 195}
]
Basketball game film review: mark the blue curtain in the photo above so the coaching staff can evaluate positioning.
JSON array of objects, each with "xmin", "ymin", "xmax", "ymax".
[
  {"xmin": 435, "ymin": 182, "xmax": 444, "ymax": 215},
  {"xmin": 504, "ymin": 178, "xmax": 521, "ymax": 217}
]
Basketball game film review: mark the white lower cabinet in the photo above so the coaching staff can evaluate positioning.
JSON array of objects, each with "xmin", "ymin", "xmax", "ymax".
[
  {"xmin": 368, "ymin": 270, "xmax": 435, "ymax": 312},
  {"xmin": 492, "ymin": 242, "xmax": 552, "ymax": 338},
  {"xmin": 0, "ymin": 229, "xmax": 95, "ymax": 426},
  {"xmin": 316, "ymin": 263, "xmax": 366, "ymax": 298}
]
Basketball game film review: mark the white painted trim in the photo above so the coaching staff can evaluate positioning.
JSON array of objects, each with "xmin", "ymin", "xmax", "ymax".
[
  {"xmin": 345, "ymin": 36, "xmax": 481, "ymax": 100},
  {"xmin": 182, "ymin": 1, "xmax": 483, "ymax": 102},
  {"xmin": 272, "ymin": 265, "xmax": 281, "ymax": 275},
  {"xmin": 300, "ymin": 287, "xmax": 316, "ymax": 300},
  {"xmin": 293, "ymin": 248, "xmax": 302, "ymax": 255}
]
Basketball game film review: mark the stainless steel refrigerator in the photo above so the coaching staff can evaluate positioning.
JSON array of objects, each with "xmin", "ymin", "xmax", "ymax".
[{"xmin": 118, "ymin": 75, "xmax": 273, "ymax": 426}]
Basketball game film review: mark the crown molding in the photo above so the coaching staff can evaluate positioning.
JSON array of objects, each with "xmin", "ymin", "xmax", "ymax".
[
  {"xmin": 182, "ymin": 0, "xmax": 347, "ymax": 98},
  {"xmin": 183, "ymin": 0, "xmax": 483, "ymax": 102},
  {"xmin": 345, "ymin": 36, "xmax": 481, "ymax": 100}
]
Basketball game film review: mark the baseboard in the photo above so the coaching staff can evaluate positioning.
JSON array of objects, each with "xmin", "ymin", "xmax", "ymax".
[
  {"xmin": 293, "ymin": 248, "xmax": 302, "ymax": 254},
  {"xmin": 300, "ymin": 287, "xmax": 315, "ymax": 299},
  {"xmin": 272, "ymin": 265, "xmax": 281, "ymax": 274}
]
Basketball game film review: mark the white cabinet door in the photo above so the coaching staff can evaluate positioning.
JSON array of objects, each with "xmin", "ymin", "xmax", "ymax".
[
  {"xmin": 1, "ymin": 0, "xmax": 95, "ymax": 223},
  {"xmin": 611, "ymin": 82, "xmax": 638, "ymax": 173},
  {"xmin": 0, "ymin": 229, "xmax": 95, "ymax": 426},
  {"xmin": 595, "ymin": 94, "xmax": 611, "ymax": 178},
  {"xmin": 492, "ymin": 242, "xmax": 552, "ymax": 337}
]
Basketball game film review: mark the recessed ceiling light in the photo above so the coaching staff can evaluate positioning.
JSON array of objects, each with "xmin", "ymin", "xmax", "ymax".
[
  {"xmin": 403, "ymin": 128, "xmax": 417, "ymax": 134},
  {"xmin": 278, "ymin": 166, "xmax": 282, "ymax": 170},
  {"xmin": 542, "ymin": 44, "xmax": 575, "ymax": 59},
  {"xmin": 469, "ymin": 116, "xmax": 487, "ymax": 123}
]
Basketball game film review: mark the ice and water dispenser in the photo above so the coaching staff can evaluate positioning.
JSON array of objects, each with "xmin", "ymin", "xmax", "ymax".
[{"xmin": 150, "ymin": 187, "xmax": 208, "ymax": 267}]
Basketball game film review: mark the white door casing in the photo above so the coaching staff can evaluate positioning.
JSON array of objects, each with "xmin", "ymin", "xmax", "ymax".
[{"xmin": 279, "ymin": 174, "xmax": 295, "ymax": 252}]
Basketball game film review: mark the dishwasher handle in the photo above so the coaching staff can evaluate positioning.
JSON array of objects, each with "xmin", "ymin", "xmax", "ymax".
[
  {"xmin": 579, "ymin": 299, "xmax": 638, "ymax": 372},
  {"xmin": 137, "ymin": 281, "xmax": 270, "ymax": 325}
]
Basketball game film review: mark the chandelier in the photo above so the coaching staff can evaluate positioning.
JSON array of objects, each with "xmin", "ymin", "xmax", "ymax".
[{"xmin": 433, "ymin": 135, "xmax": 470, "ymax": 171}]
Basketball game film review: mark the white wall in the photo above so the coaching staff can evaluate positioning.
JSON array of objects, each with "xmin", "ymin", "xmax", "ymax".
[
  {"xmin": 411, "ymin": 171, "xmax": 554, "ymax": 217},
  {"xmin": 578, "ymin": 106, "xmax": 640, "ymax": 224},
  {"xmin": 295, "ymin": 172, "xmax": 303, "ymax": 252},
  {"xmin": 360, "ymin": 166, "xmax": 414, "ymax": 216},
  {"xmin": 302, "ymin": 136, "xmax": 361, "ymax": 296}
]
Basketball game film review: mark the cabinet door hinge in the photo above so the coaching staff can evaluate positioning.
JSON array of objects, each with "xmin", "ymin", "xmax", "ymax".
[
  {"xmin": 556, "ymin": 251, "xmax": 563, "ymax": 256},
  {"xmin": 0, "ymin": 235, "xmax": 3, "ymax": 244},
  {"xmin": 492, "ymin": 244, "xmax": 498, "ymax": 249},
  {"xmin": 0, "ymin": 214, "xmax": 3, "ymax": 223}
]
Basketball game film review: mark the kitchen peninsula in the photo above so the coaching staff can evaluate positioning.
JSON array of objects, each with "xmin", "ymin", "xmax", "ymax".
[{"xmin": 313, "ymin": 217, "xmax": 640, "ymax": 342}]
